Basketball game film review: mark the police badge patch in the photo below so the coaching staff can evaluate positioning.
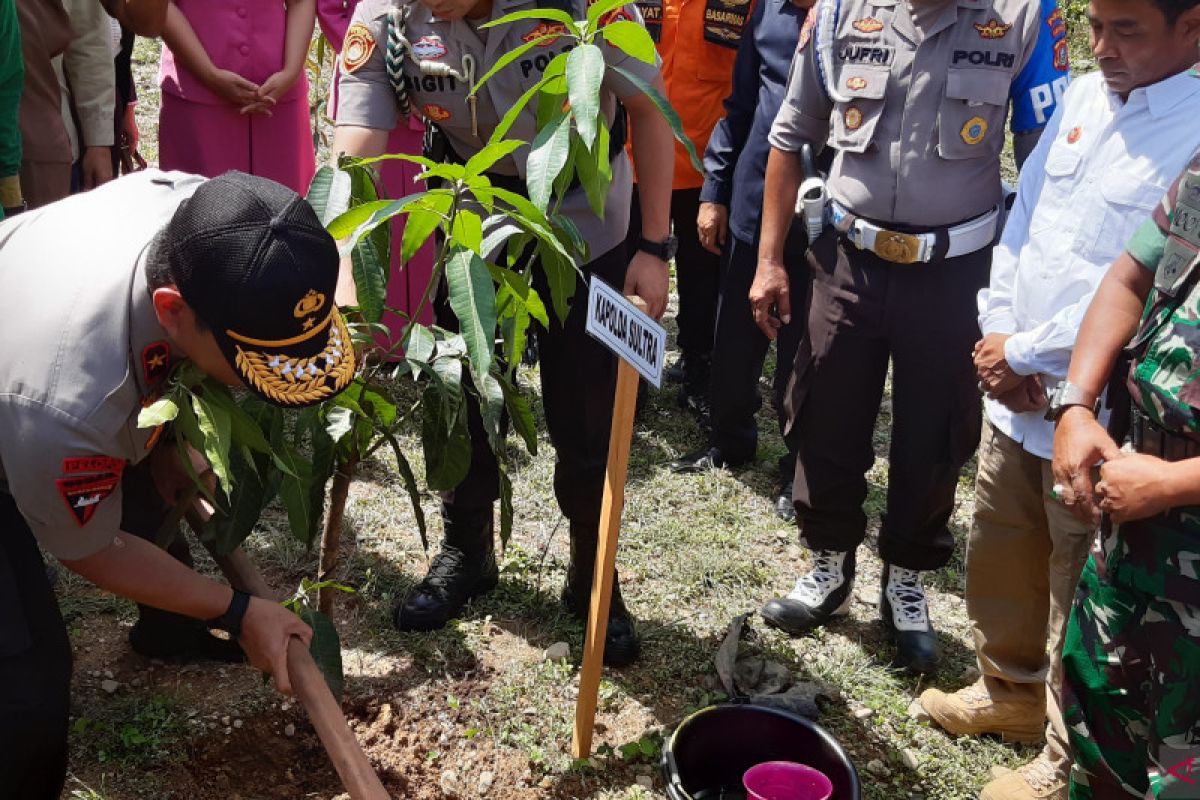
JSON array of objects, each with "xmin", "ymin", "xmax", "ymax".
[
  {"xmin": 423, "ymin": 104, "xmax": 452, "ymax": 122},
  {"xmin": 343, "ymin": 23, "xmax": 376, "ymax": 73},
  {"xmin": 960, "ymin": 116, "xmax": 987, "ymax": 145},
  {"xmin": 844, "ymin": 107, "xmax": 864, "ymax": 130},
  {"xmin": 413, "ymin": 35, "xmax": 448, "ymax": 59},
  {"xmin": 57, "ymin": 457, "xmax": 125, "ymax": 527}
]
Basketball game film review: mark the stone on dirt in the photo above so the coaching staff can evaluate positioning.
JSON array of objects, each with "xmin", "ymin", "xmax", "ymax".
[
  {"xmin": 545, "ymin": 642, "xmax": 571, "ymax": 662},
  {"xmin": 284, "ymin": 723, "xmax": 296, "ymax": 737},
  {"xmin": 100, "ymin": 679, "xmax": 119, "ymax": 695},
  {"xmin": 478, "ymin": 770, "xmax": 494, "ymax": 795}
]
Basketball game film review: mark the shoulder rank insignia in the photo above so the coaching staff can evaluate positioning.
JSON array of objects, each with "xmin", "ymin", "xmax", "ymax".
[
  {"xmin": 142, "ymin": 341, "xmax": 171, "ymax": 386},
  {"xmin": 343, "ymin": 23, "xmax": 377, "ymax": 74},
  {"xmin": 852, "ymin": 17, "xmax": 884, "ymax": 33},
  {"xmin": 974, "ymin": 18, "xmax": 1011, "ymax": 38},
  {"xmin": 961, "ymin": 116, "xmax": 987, "ymax": 145},
  {"xmin": 523, "ymin": 22, "xmax": 568, "ymax": 46}
]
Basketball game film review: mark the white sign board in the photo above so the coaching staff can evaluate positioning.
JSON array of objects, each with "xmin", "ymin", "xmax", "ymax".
[{"xmin": 584, "ymin": 277, "xmax": 666, "ymax": 388}]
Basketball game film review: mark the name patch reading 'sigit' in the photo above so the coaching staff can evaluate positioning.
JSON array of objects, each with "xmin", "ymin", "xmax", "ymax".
[{"xmin": 585, "ymin": 277, "xmax": 666, "ymax": 387}]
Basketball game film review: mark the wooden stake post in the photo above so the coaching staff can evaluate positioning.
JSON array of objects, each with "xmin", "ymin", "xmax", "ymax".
[{"xmin": 572, "ymin": 285, "xmax": 665, "ymax": 758}]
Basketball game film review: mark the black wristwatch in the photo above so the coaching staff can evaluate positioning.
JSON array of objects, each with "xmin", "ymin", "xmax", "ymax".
[
  {"xmin": 638, "ymin": 234, "xmax": 678, "ymax": 262},
  {"xmin": 208, "ymin": 589, "xmax": 252, "ymax": 637}
]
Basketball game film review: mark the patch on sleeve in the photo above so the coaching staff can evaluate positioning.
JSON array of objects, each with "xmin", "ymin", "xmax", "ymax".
[
  {"xmin": 343, "ymin": 23, "xmax": 377, "ymax": 74},
  {"xmin": 57, "ymin": 474, "xmax": 120, "ymax": 527}
]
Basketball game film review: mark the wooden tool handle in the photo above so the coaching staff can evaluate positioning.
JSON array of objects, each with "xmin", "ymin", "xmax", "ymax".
[{"xmin": 287, "ymin": 638, "xmax": 390, "ymax": 800}]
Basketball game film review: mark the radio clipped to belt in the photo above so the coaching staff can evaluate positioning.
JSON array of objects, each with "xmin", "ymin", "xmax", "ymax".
[{"xmin": 794, "ymin": 143, "xmax": 829, "ymax": 240}]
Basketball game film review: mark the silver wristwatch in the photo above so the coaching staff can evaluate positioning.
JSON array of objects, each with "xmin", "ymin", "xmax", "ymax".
[{"xmin": 1045, "ymin": 381, "xmax": 1101, "ymax": 422}]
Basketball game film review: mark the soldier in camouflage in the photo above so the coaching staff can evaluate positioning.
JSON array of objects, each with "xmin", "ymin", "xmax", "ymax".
[{"xmin": 1051, "ymin": 151, "xmax": 1200, "ymax": 798}]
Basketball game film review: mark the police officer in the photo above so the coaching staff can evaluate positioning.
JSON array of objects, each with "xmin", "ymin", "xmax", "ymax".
[
  {"xmin": 0, "ymin": 170, "xmax": 353, "ymax": 796},
  {"xmin": 750, "ymin": 0, "xmax": 1068, "ymax": 672},
  {"xmin": 1051, "ymin": 153, "xmax": 1200, "ymax": 799},
  {"xmin": 331, "ymin": 0, "xmax": 675, "ymax": 665}
]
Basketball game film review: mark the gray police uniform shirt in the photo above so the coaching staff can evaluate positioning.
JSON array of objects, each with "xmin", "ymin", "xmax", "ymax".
[
  {"xmin": 335, "ymin": 0, "xmax": 661, "ymax": 260},
  {"xmin": 770, "ymin": 0, "xmax": 1069, "ymax": 227},
  {"xmin": 0, "ymin": 170, "xmax": 203, "ymax": 561}
]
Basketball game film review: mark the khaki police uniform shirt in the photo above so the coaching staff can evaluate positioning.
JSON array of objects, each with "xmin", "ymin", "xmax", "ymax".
[
  {"xmin": 336, "ymin": 0, "xmax": 661, "ymax": 259},
  {"xmin": 770, "ymin": 0, "xmax": 1069, "ymax": 227},
  {"xmin": 0, "ymin": 170, "xmax": 204, "ymax": 561}
]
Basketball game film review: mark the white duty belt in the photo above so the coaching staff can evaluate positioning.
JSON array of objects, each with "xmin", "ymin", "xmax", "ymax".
[{"xmin": 831, "ymin": 201, "xmax": 999, "ymax": 264}]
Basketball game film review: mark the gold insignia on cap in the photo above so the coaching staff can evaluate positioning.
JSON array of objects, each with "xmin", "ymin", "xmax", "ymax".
[
  {"xmin": 343, "ymin": 23, "xmax": 376, "ymax": 74},
  {"xmin": 294, "ymin": 289, "xmax": 327, "ymax": 318},
  {"xmin": 234, "ymin": 313, "xmax": 356, "ymax": 406}
]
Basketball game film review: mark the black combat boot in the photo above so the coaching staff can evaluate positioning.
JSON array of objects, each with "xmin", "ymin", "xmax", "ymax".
[
  {"xmin": 561, "ymin": 526, "xmax": 640, "ymax": 667},
  {"xmin": 394, "ymin": 512, "xmax": 499, "ymax": 632},
  {"xmin": 676, "ymin": 353, "xmax": 712, "ymax": 429}
]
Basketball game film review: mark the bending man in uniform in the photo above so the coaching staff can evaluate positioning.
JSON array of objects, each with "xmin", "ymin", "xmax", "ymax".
[
  {"xmin": 751, "ymin": 0, "xmax": 1068, "ymax": 672},
  {"xmin": 332, "ymin": 0, "xmax": 674, "ymax": 665},
  {"xmin": 1052, "ymin": 154, "xmax": 1200, "ymax": 800},
  {"xmin": 0, "ymin": 170, "xmax": 355, "ymax": 798}
]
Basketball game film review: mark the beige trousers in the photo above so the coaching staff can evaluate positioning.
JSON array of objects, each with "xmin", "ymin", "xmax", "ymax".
[{"xmin": 966, "ymin": 421, "xmax": 1096, "ymax": 774}]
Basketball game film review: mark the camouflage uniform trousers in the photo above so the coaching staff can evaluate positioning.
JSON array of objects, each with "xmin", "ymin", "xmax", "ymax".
[{"xmin": 1061, "ymin": 513, "xmax": 1200, "ymax": 800}]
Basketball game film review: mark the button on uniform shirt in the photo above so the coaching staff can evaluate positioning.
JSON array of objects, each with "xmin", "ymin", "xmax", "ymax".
[
  {"xmin": 336, "ymin": 0, "xmax": 661, "ymax": 259},
  {"xmin": 978, "ymin": 68, "xmax": 1200, "ymax": 459},
  {"xmin": 769, "ymin": 0, "xmax": 1069, "ymax": 227},
  {"xmin": 0, "ymin": 171, "xmax": 203, "ymax": 561},
  {"xmin": 633, "ymin": 0, "xmax": 753, "ymax": 189},
  {"xmin": 701, "ymin": 0, "xmax": 807, "ymax": 244}
]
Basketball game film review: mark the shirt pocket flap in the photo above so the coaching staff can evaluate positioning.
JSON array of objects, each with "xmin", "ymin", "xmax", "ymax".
[
  {"xmin": 946, "ymin": 68, "xmax": 1010, "ymax": 107},
  {"xmin": 1043, "ymin": 146, "xmax": 1081, "ymax": 178},
  {"xmin": 1100, "ymin": 173, "xmax": 1165, "ymax": 211},
  {"xmin": 835, "ymin": 65, "xmax": 888, "ymax": 99}
]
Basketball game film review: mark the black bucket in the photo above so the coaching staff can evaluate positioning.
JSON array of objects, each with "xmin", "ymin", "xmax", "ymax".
[{"xmin": 661, "ymin": 704, "xmax": 861, "ymax": 800}]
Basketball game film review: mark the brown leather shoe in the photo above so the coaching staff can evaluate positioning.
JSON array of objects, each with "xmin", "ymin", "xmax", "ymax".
[
  {"xmin": 918, "ymin": 681, "xmax": 1044, "ymax": 744},
  {"xmin": 980, "ymin": 756, "xmax": 1067, "ymax": 800}
]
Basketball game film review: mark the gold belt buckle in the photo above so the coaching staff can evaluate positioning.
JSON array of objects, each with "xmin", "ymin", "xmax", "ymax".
[{"xmin": 873, "ymin": 230, "xmax": 922, "ymax": 264}]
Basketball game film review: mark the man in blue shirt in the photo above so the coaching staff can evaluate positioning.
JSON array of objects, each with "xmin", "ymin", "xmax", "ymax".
[{"xmin": 670, "ymin": 0, "xmax": 812, "ymax": 525}]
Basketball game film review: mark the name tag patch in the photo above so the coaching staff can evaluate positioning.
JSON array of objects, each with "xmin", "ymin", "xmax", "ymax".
[{"xmin": 704, "ymin": 0, "xmax": 752, "ymax": 48}]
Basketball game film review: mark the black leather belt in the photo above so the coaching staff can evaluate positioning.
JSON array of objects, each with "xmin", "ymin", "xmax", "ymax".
[{"xmin": 1131, "ymin": 406, "xmax": 1200, "ymax": 462}]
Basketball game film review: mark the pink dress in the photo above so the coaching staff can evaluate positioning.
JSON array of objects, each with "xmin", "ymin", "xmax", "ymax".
[
  {"xmin": 158, "ymin": 0, "xmax": 316, "ymax": 194},
  {"xmin": 320, "ymin": 0, "xmax": 434, "ymax": 338}
]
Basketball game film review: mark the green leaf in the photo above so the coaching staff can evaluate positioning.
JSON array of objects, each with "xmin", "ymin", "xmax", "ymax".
[
  {"xmin": 405, "ymin": 323, "xmax": 436, "ymax": 366},
  {"xmin": 481, "ymin": 218, "xmax": 524, "ymax": 261},
  {"xmin": 421, "ymin": 385, "xmax": 472, "ymax": 490},
  {"xmin": 138, "ymin": 397, "xmax": 179, "ymax": 429},
  {"xmin": 489, "ymin": 186, "xmax": 575, "ymax": 265},
  {"xmin": 586, "ymin": 0, "xmax": 630, "ymax": 33},
  {"xmin": 526, "ymin": 110, "xmax": 573, "ymax": 212},
  {"xmin": 272, "ymin": 424, "xmax": 321, "ymax": 546},
  {"xmin": 566, "ymin": 45, "xmax": 605, "ymax": 148},
  {"xmin": 538, "ymin": 243, "xmax": 580, "ymax": 323},
  {"xmin": 202, "ymin": 445, "xmax": 281, "ymax": 556},
  {"xmin": 401, "ymin": 192, "xmax": 453, "ymax": 266},
  {"xmin": 498, "ymin": 466, "xmax": 514, "ymax": 549},
  {"xmin": 451, "ymin": 210, "xmax": 484, "ymax": 256},
  {"xmin": 298, "ymin": 609, "xmax": 344, "ymax": 700},
  {"xmin": 325, "ymin": 405, "xmax": 355, "ymax": 444},
  {"xmin": 306, "ymin": 165, "xmax": 353, "ymax": 226},
  {"xmin": 350, "ymin": 239, "xmax": 387, "ymax": 324},
  {"xmin": 552, "ymin": 134, "xmax": 580, "ymax": 211},
  {"xmin": 380, "ymin": 430, "xmax": 428, "ymax": 550},
  {"xmin": 611, "ymin": 64, "xmax": 703, "ymax": 173},
  {"xmin": 348, "ymin": 151, "xmax": 436, "ymax": 170},
  {"xmin": 171, "ymin": 399, "xmax": 219, "ymax": 508},
  {"xmin": 444, "ymin": 248, "xmax": 498, "ymax": 383},
  {"xmin": 326, "ymin": 193, "xmax": 429, "ymax": 242},
  {"xmin": 500, "ymin": 376, "xmax": 538, "ymax": 455},
  {"xmin": 600, "ymin": 20, "xmax": 657, "ymax": 64},
  {"xmin": 551, "ymin": 213, "xmax": 590, "ymax": 263},
  {"xmin": 192, "ymin": 393, "xmax": 234, "ymax": 493},
  {"xmin": 416, "ymin": 163, "xmax": 468, "ymax": 184},
  {"xmin": 464, "ymin": 139, "xmax": 527, "ymax": 177},
  {"xmin": 575, "ymin": 119, "xmax": 612, "ymax": 219}
]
